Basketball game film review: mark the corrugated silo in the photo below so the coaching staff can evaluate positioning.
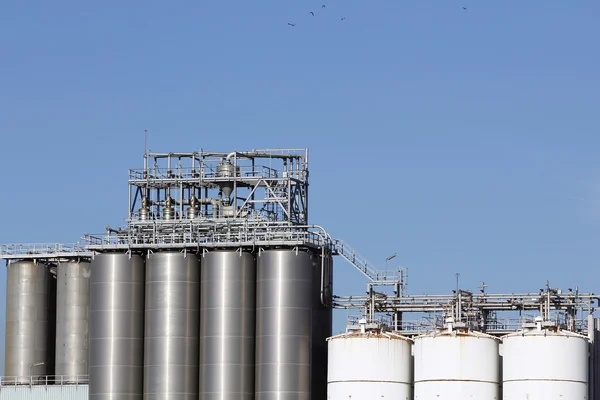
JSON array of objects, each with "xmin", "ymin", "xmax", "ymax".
[
  {"xmin": 200, "ymin": 250, "xmax": 256, "ymax": 399},
  {"xmin": 4, "ymin": 260, "xmax": 50, "ymax": 384},
  {"xmin": 55, "ymin": 260, "xmax": 91, "ymax": 383},
  {"xmin": 255, "ymin": 249, "xmax": 315, "ymax": 400},
  {"xmin": 327, "ymin": 330, "xmax": 413, "ymax": 400},
  {"xmin": 502, "ymin": 321, "xmax": 588, "ymax": 399},
  {"xmin": 413, "ymin": 326, "xmax": 501, "ymax": 399},
  {"xmin": 143, "ymin": 251, "xmax": 200, "ymax": 399},
  {"xmin": 89, "ymin": 253, "xmax": 145, "ymax": 399}
]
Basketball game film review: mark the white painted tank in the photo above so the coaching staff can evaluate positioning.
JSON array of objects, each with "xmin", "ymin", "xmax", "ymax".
[
  {"xmin": 327, "ymin": 330, "xmax": 413, "ymax": 400},
  {"xmin": 502, "ymin": 322, "xmax": 588, "ymax": 400},
  {"xmin": 414, "ymin": 327, "xmax": 501, "ymax": 399}
]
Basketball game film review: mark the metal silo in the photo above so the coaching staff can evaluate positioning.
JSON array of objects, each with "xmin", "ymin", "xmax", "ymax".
[
  {"xmin": 89, "ymin": 253, "xmax": 145, "ymax": 399},
  {"xmin": 413, "ymin": 324, "xmax": 501, "ymax": 399},
  {"xmin": 502, "ymin": 320, "xmax": 588, "ymax": 400},
  {"xmin": 327, "ymin": 330, "xmax": 413, "ymax": 400},
  {"xmin": 255, "ymin": 249, "xmax": 314, "ymax": 400},
  {"xmin": 4, "ymin": 260, "xmax": 49, "ymax": 384},
  {"xmin": 200, "ymin": 250, "xmax": 256, "ymax": 399},
  {"xmin": 143, "ymin": 251, "xmax": 200, "ymax": 399},
  {"xmin": 55, "ymin": 260, "xmax": 91, "ymax": 383}
]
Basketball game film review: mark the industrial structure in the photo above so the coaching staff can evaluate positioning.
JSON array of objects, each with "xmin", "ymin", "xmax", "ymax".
[{"xmin": 0, "ymin": 147, "xmax": 599, "ymax": 400}]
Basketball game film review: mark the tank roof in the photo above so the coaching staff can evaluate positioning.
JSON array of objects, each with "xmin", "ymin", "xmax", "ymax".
[
  {"xmin": 502, "ymin": 328, "xmax": 589, "ymax": 339},
  {"xmin": 415, "ymin": 329, "xmax": 501, "ymax": 341},
  {"xmin": 327, "ymin": 330, "xmax": 412, "ymax": 342}
]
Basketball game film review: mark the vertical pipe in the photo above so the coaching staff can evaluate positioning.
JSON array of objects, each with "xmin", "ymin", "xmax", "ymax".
[
  {"xmin": 233, "ymin": 153, "xmax": 238, "ymax": 216},
  {"xmin": 251, "ymin": 159, "xmax": 256, "ymax": 212},
  {"xmin": 128, "ymin": 180, "xmax": 132, "ymax": 220},
  {"xmin": 595, "ymin": 318, "xmax": 600, "ymax": 398},
  {"xmin": 180, "ymin": 182, "xmax": 184, "ymax": 220},
  {"xmin": 312, "ymin": 252, "xmax": 332, "ymax": 400},
  {"xmin": 45, "ymin": 267, "xmax": 57, "ymax": 378},
  {"xmin": 589, "ymin": 314, "xmax": 595, "ymax": 400}
]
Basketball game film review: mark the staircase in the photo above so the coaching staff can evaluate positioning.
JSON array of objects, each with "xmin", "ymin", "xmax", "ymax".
[{"xmin": 332, "ymin": 239, "xmax": 399, "ymax": 283}]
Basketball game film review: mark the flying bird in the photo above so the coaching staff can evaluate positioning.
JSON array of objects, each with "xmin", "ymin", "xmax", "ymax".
[
  {"xmin": 309, "ymin": 11, "xmax": 315, "ymax": 16},
  {"xmin": 462, "ymin": 6, "xmax": 468, "ymax": 10},
  {"xmin": 322, "ymin": 5, "xmax": 326, "ymax": 8},
  {"xmin": 288, "ymin": 23, "xmax": 296, "ymax": 26},
  {"xmin": 341, "ymin": 16, "xmax": 346, "ymax": 21}
]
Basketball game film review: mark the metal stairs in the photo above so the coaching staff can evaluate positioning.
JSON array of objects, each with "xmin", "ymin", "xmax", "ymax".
[{"xmin": 332, "ymin": 239, "xmax": 400, "ymax": 283}]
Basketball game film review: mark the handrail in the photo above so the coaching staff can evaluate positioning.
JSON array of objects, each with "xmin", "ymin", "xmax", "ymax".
[
  {"xmin": 332, "ymin": 239, "xmax": 400, "ymax": 282},
  {"xmin": 0, "ymin": 374, "xmax": 89, "ymax": 387},
  {"xmin": 0, "ymin": 242, "xmax": 91, "ymax": 259}
]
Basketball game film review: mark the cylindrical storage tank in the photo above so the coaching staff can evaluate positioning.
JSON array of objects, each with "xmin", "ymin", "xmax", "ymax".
[
  {"xmin": 414, "ymin": 330, "xmax": 501, "ymax": 399},
  {"xmin": 90, "ymin": 253, "xmax": 145, "ymax": 399},
  {"xmin": 4, "ymin": 260, "xmax": 49, "ymax": 384},
  {"xmin": 144, "ymin": 251, "xmax": 200, "ymax": 399},
  {"xmin": 200, "ymin": 250, "xmax": 256, "ymax": 399},
  {"xmin": 255, "ymin": 249, "xmax": 314, "ymax": 400},
  {"xmin": 327, "ymin": 331, "xmax": 413, "ymax": 400},
  {"xmin": 55, "ymin": 260, "xmax": 91, "ymax": 383},
  {"xmin": 502, "ymin": 328, "xmax": 588, "ymax": 399}
]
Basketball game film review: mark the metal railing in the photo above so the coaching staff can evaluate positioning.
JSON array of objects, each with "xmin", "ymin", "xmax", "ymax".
[
  {"xmin": 332, "ymin": 239, "xmax": 399, "ymax": 282},
  {"xmin": 0, "ymin": 375, "xmax": 89, "ymax": 386},
  {"xmin": 128, "ymin": 165, "xmax": 303, "ymax": 182},
  {"xmin": 83, "ymin": 222, "xmax": 400, "ymax": 285},
  {"xmin": 0, "ymin": 225, "xmax": 402, "ymax": 289},
  {"xmin": 0, "ymin": 243, "xmax": 92, "ymax": 259},
  {"xmin": 84, "ymin": 222, "xmax": 333, "ymax": 250}
]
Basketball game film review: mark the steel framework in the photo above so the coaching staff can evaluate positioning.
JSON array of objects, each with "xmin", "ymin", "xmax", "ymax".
[{"xmin": 0, "ymin": 147, "xmax": 598, "ymax": 337}]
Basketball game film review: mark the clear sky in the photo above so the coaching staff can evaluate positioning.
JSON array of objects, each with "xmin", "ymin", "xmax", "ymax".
[{"xmin": 0, "ymin": 0, "xmax": 599, "ymax": 376}]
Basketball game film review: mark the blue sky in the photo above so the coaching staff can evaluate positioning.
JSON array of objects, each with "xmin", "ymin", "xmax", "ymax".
[{"xmin": 0, "ymin": 0, "xmax": 599, "ymax": 375}]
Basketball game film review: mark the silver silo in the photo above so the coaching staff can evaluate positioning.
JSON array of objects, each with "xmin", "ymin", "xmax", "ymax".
[
  {"xmin": 144, "ymin": 252, "xmax": 200, "ymax": 399},
  {"xmin": 255, "ymin": 249, "xmax": 314, "ymax": 400},
  {"xmin": 4, "ymin": 260, "xmax": 49, "ymax": 384},
  {"xmin": 200, "ymin": 250, "xmax": 256, "ymax": 399},
  {"xmin": 55, "ymin": 260, "xmax": 91, "ymax": 383},
  {"xmin": 311, "ymin": 253, "xmax": 333, "ymax": 400},
  {"xmin": 89, "ymin": 253, "xmax": 145, "ymax": 399}
]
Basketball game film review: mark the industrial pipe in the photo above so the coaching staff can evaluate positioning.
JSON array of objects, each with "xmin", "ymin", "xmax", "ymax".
[
  {"xmin": 197, "ymin": 198, "xmax": 220, "ymax": 217},
  {"xmin": 106, "ymin": 226, "xmax": 128, "ymax": 235},
  {"xmin": 226, "ymin": 151, "xmax": 300, "ymax": 162}
]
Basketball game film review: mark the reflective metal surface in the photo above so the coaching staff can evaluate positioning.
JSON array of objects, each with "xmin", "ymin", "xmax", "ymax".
[
  {"xmin": 4, "ymin": 261, "xmax": 49, "ymax": 383},
  {"xmin": 200, "ymin": 250, "xmax": 255, "ymax": 399},
  {"xmin": 255, "ymin": 250, "xmax": 313, "ymax": 400},
  {"xmin": 89, "ymin": 253, "xmax": 145, "ymax": 399},
  {"xmin": 55, "ymin": 261, "xmax": 91, "ymax": 382},
  {"xmin": 144, "ymin": 252, "xmax": 200, "ymax": 399}
]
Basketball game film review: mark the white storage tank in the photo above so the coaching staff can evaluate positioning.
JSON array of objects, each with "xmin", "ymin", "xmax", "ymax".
[
  {"xmin": 502, "ymin": 319, "xmax": 588, "ymax": 400},
  {"xmin": 327, "ymin": 326, "xmax": 413, "ymax": 400},
  {"xmin": 414, "ymin": 321, "xmax": 501, "ymax": 399}
]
